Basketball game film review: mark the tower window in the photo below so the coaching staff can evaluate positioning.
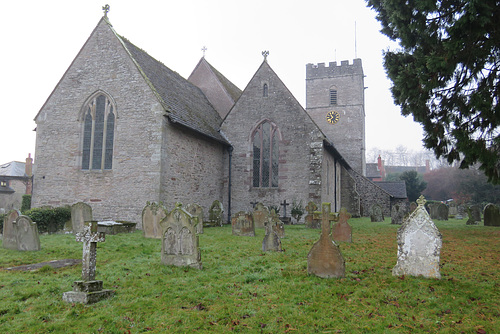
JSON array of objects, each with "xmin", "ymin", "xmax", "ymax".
[
  {"xmin": 329, "ymin": 89, "xmax": 338, "ymax": 105},
  {"xmin": 252, "ymin": 121, "xmax": 279, "ymax": 188},
  {"xmin": 82, "ymin": 94, "xmax": 115, "ymax": 170}
]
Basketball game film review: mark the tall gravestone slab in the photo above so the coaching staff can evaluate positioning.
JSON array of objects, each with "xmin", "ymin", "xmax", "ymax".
[
  {"xmin": 370, "ymin": 204, "xmax": 384, "ymax": 222},
  {"xmin": 332, "ymin": 208, "xmax": 352, "ymax": 243},
  {"xmin": 207, "ymin": 200, "xmax": 224, "ymax": 227},
  {"xmin": 270, "ymin": 209, "xmax": 285, "ymax": 238},
  {"xmin": 14, "ymin": 215, "xmax": 41, "ymax": 251},
  {"xmin": 186, "ymin": 203, "xmax": 204, "ymax": 234},
  {"xmin": 393, "ymin": 196, "xmax": 442, "ymax": 279},
  {"xmin": 436, "ymin": 203, "xmax": 449, "ymax": 221},
  {"xmin": 307, "ymin": 203, "xmax": 345, "ymax": 278},
  {"xmin": 160, "ymin": 203, "xmax": 202, "ymax": 269},
  {"xmin": 71, "ymin": 202, "xmax": 93, "ymax": 234},
  {"xmin": 262, "ymin": 222, "xmax": 282, "ymax": 252},
  {"xmin": 483, "ymin": 204, "xmax": 500, "ymax": 226},
  {"xmin": 232, "ymin": 211, "xmax": 255, "ymax": 237},
  {"xmin": 409, "ymin": 202, "xmax": 418, "ymax": 213},
  {"xmin": 449, "ymin": 201, "xmax": 458, "ymax": 216},
  {"xmin": 305, "ymin": 201, "xmax": 320, "ymax": 229},
  {"xmin": 252, "ymin": 203, "xmax": 269, "ymax": 228},
  {"xmin": 466, "ymin": 205, "xmax": 481, "ymax": 225},
  {"xmin": 142, "ymin": 202, "xmax": 167, "ymax": 238},
  {"xmin": 62, "ymin": 221, "xmax": 114, "ymax": 304},
  {"xmin": 2, "ymin": 209, "xmax": 20, "ymax": 250},
  {"xmin": 391, "ymin": 203, "xmax": 407, "ymax": 225}
]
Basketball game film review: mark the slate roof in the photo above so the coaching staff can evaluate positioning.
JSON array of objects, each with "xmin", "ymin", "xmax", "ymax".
[
  {"xmin": 374, "ymin": 181, "xmax": 408, "ymax": 199},
  {"xmin": 366, "ymin": 163, "xmax": 381, "ymax": 179},
  {"xmin": 204, "ymin": 59, "xmax": 242, "ymax": 102},
  {"xmin": 0, "ymin": 161, "xmax": 27, "ymax": 178},
  {"xmin": 118, "ymin": 36, "xmax": 227, "ymax": 144}
]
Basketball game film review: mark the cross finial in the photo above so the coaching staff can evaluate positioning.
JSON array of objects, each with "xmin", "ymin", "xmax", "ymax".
[
  {"xmin": 262, "ymin": 50, "xmax": 269, "ymax": 61},
  {"xmin": 417, "ymin": 195, "xmax": 426, "ymax": 207},
  {"xmin": 102, "ymin": 4, "xmax": 110, "ymax": 17},
  {"xmin": 201, "ymin": 46, "xmax": 207, "ymax": 58}
]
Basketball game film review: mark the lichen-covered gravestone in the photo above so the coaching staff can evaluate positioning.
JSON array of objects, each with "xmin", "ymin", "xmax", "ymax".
[
  {"xmin": 232, "ymin": 211, "xmax": 255, "ymax": 237},
  {"xmin": 370, "ymin": 203, "xmax": 384, "ymax": 222},
  {"xmin": 262, "ymin": 221, "xmax": 282, "ymax": 252},
  {"xmin": 391, "ymin": 203, "xmax": 407, "ymax": 225},
  {"xmin": 2, "ymin": 209, "xmax": 20, "ymax": 250},
  {"xmin": 307, "ymin": 203, "xmax": 345, "ymax": 278},
  {"xmin": 71, "ymin": 202, "xmax": 93, "ymax": 234},
  {"xmin": 393, "ymin": 196, "xmax": 442, "ymax": 279},
  {"xmin": 332, "ymin": 208, "xmax": 352, "ymax": 243},
  {"xmin": 466, "ymin": 205, "xmax": 481, "ymax": 225},
  {"xmin": 436, "ymin": 203, "xmax": 449, "ymax": 221},
  {"xmin": 270, "ymin": 209, "xmax": 285, "ymax": 238},
  {"xmin": 14, "ymin": 215, "xmax": 41, "ymax": 251},
  {"xmin": 483, "ymin": 204, "xmax": 500, "ymax": 227},
  {"xmin": 409, "ymin": 202, "xmax": 418, "ymax": 213},
  {"xmin": 207, "ymin": 200, "xmax": 224, "ymax": 227},
  {"xmin": 160, "ymin": 203, "xmax": 202, "ymax": 269},
  {"xmin": 62, "ymin": 221, "xmax": 114, "ymax": 304},
  {"xmin": 142, "ymin": 202, "xmax": 167, "ymax": 239},
  {"xmin": 305, "ymin": 201, "xmax": 320, "ymax": 229},
  {"xmin": 185, "ymin": 203, "xmax": 204, "ymax": 234},
  {"xmin": 252, "ymin": 202, "xmax": 269, "ymax": 228}
]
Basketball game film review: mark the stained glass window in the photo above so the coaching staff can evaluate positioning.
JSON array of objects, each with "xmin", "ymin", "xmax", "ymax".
[{"xmin": 252, "ymin": 121, "xmax": 279, "ymax": 188}]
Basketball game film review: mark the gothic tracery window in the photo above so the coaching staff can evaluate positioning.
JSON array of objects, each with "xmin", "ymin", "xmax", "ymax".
[
  {"xmin": 82, "ymin": 94, "xmax": 115, "ymax": 170},
  {"xmin": 252, "ymin": 121, "xmax": 279, "ymax": 188}
]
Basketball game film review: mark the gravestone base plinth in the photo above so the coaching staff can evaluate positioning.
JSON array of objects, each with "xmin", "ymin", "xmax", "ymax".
[
  {"xmin": 62, "ymin": 280, "xmax": 114, "ymax": 304},
  {"xmin": 280, "ymin": 217, "xmax": 292, "ymax": 225}
]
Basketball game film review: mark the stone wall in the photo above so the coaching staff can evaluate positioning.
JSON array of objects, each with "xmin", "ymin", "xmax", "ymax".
[
  {"xmin": 0, "ymin": 179, "xmax": 27, "ymax": 212},
  {"xmin": 346, "ymin": 168, "xmax": 393, "ymax": 217}
]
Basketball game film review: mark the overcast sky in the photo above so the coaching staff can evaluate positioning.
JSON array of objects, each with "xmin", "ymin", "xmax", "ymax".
[{"xmin": 0, "ymin": 0, "xmax": 426, "ymax": 164}]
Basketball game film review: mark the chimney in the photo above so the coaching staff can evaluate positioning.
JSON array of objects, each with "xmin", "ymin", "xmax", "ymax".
[
  {"xmin": 25, "ymin": 153, "xmax": 33, "ymax": 195},
  {"xmin": 377, "ymin": 155, "xmax": 386, "ymax": 180}
]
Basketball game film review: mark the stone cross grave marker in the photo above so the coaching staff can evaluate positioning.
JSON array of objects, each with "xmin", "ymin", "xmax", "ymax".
[
  {"xmin": 186, "ymin": 203, "xmax": 204, "ymax": 234},
  {"xmin": 2, "ymin": 209, "xmax": 20, "ymax": 250},
  {"xmin": 71, "ymin": 202, "xmax": 93, "ymax": 234},
  {"xmin": 262, "ymin": 221, "xmax": 282, "ymax": 252},
  {"xmin": 232, "ymin": 211, "xmax": 255, "ymax": 237},
  {"xmin": 307, "ymin": 203, "xmax": 345, "ymax": 278},
  {"xmin": 253, "ymin": 202, "xmax": 269, "ymax": 228},
  {"xmin": 392, "ymin": 196, "xmax": 442, "ymax": 279},
  {"xmin": 280, "ymin": 199, "xmax": 291, "ymax": 224},
  {"xmin": 142, "ymin": 202, "xmax": 167, "ymax": 238},
  {"xmin": 484, "ymin": 203, "xmax": 500, "ymax": 226},
  {"xmin": 14, "ymin": 215, "xmax": 41, "ymax": 251},
  {"xmin": 332, "ymin": 208, "xmax": 352, "ymax": 243},
  {"xmin": 305, "ymin": 201, "xmax": 320, "ymax": 229}
]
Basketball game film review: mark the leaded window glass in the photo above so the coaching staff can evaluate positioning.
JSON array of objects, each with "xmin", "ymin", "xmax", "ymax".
[{"xmin": 252, "ymin": 121, "xmax": 279, "ymax": 188}]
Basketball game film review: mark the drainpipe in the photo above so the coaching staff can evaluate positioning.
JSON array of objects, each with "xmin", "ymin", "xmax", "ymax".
[
  {"xmin": 334, "ymin": 161, "xmax": 337, "ymax": 212},
  {"xmin": 227, "ymin": 146, "xmax": 233, "ymax": 224}
]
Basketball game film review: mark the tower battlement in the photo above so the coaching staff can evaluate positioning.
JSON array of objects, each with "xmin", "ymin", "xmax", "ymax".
[{"xmin": 306, "ymin": 59, "xmax": 363, "ymax": 79}]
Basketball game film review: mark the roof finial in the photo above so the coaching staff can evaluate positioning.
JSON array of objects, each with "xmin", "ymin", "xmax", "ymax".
[
  {"xmin": 102, "ymin": 4, "xmax": 110, "ymax": 17},
  {"xmin": 201, "ymin": 46, "xmax": 207, "ymax": 58},
  {"xmin": 262, "ymin": 50, "xmax": 269, "ymax": 61}
]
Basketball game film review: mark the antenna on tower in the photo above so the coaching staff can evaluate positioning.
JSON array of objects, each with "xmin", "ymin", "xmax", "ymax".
[{"xmin": 354, "ymin": 21, "xmax": 357, "ymax": 59}]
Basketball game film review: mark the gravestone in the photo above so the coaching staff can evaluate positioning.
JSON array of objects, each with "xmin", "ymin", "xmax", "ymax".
[
  {"xmin": 142, "ymin": 202, "xmax": 167, "ymax": 238},
  {"xmin": 428, "ymin": 203, "xmax": 440, "ymax": 220},
  {"xmin": 280, "ymin": 199, "xmax": 292, "ymax": 225},
  {"xmin": 14, "ymin": 215, "xmax": 41, "ymax": 251},
  {"xmin": 62, "ymin": 221, "xmax": 114, "ymax": 304},
  {"xmin": 160, "ymin": 203, "xmax": 202, "ymax": 269},
  {"xmin": 456, "ymin": 205, "xmax": 465, "ymax": 219},
  {"xmin": 71, "ymin": 202, "xmax": 93, "ymax": 234},
  {"xmin": 483, "ymin": 204, "xmax": 500, "ymax": 226},
  {"xmin": 97, "ymin": 221, "xmax": 136, "ymax": 235},
  {"xmin": 206, "ymin": 200, "xmax": 224, "ymax": 227},
  {"xmin": 436, "ymin": 203, "xmax": 449, "ymax": 221},
  {"xmin": 231, "ymin": 211, "xmax": 255, "ymax": 237},
  {"xmin": 409, "ymin": 202, "xmax": 418, "ymax": 213},
  {"xmin": 305, "ymin": 201, "xmax": 321, "ymax": 229},
  {"xmin": 252, "ymin": 203, "xmax": 270, "ymax": 228},
  {"xmin": 370, "ymin": 203, "xmax": 384, "ymax": 222},
  {"xmin": 270, "ymin": 209, "xmax": 285, "ymax": 238},
  {"xmin": 262, "ymin": 222, "xmax": 282, "ymax": 252},
  {"xmin": 2, "ymin": 209, "xmax": 20, "ymax": 250},
  {"xmin": 332, "ymin": 208, "xmax": 352, "ymax": 243},
  {"xmin": 185, "ymin": 203, "xmax": 204, "ymax": 234},
  {"xmin": 393, "ymin": 196, "xmax": 442, "ymax": 279},
  {"xmin": 466, "ymin": 205, "xmax": 481, "ymax": 225},
  {"xmin": 307, "ymin": 203, "xmax": 345, "ymax": 278},
  {"xmin": 448, "ymin": 201, "xmax": 458, "ymax": 216},
  {"xmin": 391, "ymin": 203, "xmax": 407, "ymax": 225}
]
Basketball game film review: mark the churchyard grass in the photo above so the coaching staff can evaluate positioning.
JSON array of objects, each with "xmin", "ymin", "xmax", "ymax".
[{"xmin": 1, "ymin": 218, "xmax": 498, "ymax": 333}]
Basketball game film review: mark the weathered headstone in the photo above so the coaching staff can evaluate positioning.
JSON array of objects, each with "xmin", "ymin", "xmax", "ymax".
[
  {"xmin": 466, "ymin": 205, "xmax": 481, "ymax": 225},
  {"xmin": 62, "ymin": 221, "xmax": 114, "ymax": 304},
  {"xmin": 305, "ymin": 201, "xmax": 320, "ymax": 229},
  {"xmin": 392, "ymin": 196, "xmax": 442, "ymax": 279},
  {"xmin": 307, "ymin": 203, "xmax": 345, "ymax": 278},
  {"xmin": 409, "ymin": 202, "xmax": 418, "ymax": 213},
  {"xmin": 391, "ymin": 203, "xmax": 407, "ymax": 225},
  {"xmin": 428, "ymin": 203, "xmax": 440, "ymax": 220},
  {"xmin": 448, "ymin": 201, "xmax": 458, "ymax": 216},
  {"xmin": 436, "ymin": 203, "xmax": 449, "ymax": 221},
  {"xmin": 160, "ymin": 203, "xmax": 202, "ymax": 269},
  {"xmin": 252, "ymin": 202, "xmax": 269, "ymax": 228},
  {"xmin": 332, "ymin": 208, "xmax": 352, "ymax": 243},
  {"xmin": 232, "ymin": 211, "xmax": 255, "ymax": 237},
  {"xmin": 97, "ymin": 221, "xmax": 136, "ymax": 235},
  {"xmin": 370, "ymin": 203, "xmax": 384, "ymax": 222},
  {"xmin": 262, "ymin": 222, "xmax": 282, "ymax": 252},
  {"xmin": 483, "ymin": 203, "xmax": 500, "ymax": 227},
  {"xmin": 207, "ymin": 200, "xmax": 224, "ymax": 227},
  {"xmin": 142, "ymin": 202, "xmax": 167, "ymax": 238},
  {"xmin": 457, "ymin": 205, "xmax": 465, "ymax": 219},
  {"xmin": 270, "ymin": 209, "xmax": 285, "ymax": 238},
  {"xmin": 14, "ymin": 215, "xmax": 41, "ymax": 251},
  {"xmin": 71, "ymin": 202, "xmax": 93, "ymax": 234},
  {"xmin": 2, "ymin": 209, "xmax": 20, "ymax": 250},
  {"xmin": 185, "ymin": 203, "xmax": 204, "ymax": 234}
]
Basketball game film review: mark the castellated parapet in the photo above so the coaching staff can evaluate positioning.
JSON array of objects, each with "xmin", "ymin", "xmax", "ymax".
[{"xmin": 306, "ymin": 59, "xmax": 363, "ymax": 79}]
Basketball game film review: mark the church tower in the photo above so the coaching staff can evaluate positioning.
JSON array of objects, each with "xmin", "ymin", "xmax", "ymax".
[{"xmin": 306, "ymin": 59, "xmax": 366, "ymax": 176}]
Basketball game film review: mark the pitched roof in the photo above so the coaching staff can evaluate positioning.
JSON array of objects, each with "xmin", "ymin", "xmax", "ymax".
[
  {"xmin": 203, "ymin": 59, "xmax": 242, "ymax": 102},
  {"xmin": 374, "ymin": 181, "xmax": 408, "ymax": 199},
  {"xmin": 366, "ymin": 163, "xmax": 381, "ymax": 179},
  {"xmin": 0, "ymin": 161, "xmax": 27, "ymax": 178},
  {"xmin": 118, "ymin": 36, "xmax": 227, "ymax": 143}
]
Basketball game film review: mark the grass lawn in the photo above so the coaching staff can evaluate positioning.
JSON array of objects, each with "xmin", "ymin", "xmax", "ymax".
[{"xmin": 1, "ymin": 218, "xmax": 498, "ymax": 333}]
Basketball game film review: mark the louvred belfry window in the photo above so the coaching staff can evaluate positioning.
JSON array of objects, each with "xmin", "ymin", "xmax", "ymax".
[
  {"xmin": 82, "ymin": 94, "xmax": 115, "ymax": 170},
  {"xmin": 252, "ymin": 121, "xmax": 279, "ymax": 188}
]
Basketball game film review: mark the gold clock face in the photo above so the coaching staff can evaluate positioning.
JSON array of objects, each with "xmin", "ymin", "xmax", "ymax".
[{"xmin": 326, "ymin": 111, "xmax": 340, "ymax": 124}]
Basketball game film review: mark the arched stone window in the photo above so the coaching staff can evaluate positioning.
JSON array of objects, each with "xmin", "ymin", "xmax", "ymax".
[
  {"xmin": 263, "ymin": 83, "xmax": 268, "ymax": 97},
  {"xmin": 252, "ymin": 121, "xmax": 279, "ymax": 188},
  {"xmin": 81, "ymin": 93, "xmax": 116, "ymax": 170}
]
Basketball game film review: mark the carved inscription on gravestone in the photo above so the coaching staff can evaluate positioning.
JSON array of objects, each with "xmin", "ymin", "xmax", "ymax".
[
  {"xmin": 253, "ymin": 203, "xmax": 270, "ymax": 228},
  {"xmin": 142, "ymin": 202, "xmax": 167, "ymax": 239},
  {"xmin": 186, "ymin": 203, "xmax": 204, "ymax": 234},
  {"xmin": 14, "ymin": 215, "xmax": 41, "ymax": 251},
  {"xmin": 232, "ymin": 211, "xmax": 255, "ymax": 237}
]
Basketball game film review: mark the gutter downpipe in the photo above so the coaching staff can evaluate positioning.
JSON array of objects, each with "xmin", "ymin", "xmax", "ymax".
[{"xmin": 227, "ymin": 146, "xmax": 233, "ymax": 224}]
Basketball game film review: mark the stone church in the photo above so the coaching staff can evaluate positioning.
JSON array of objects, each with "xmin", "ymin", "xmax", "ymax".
[{"xmin": 32, "ymin": 14, "xmax": 400, "ymax": 227}]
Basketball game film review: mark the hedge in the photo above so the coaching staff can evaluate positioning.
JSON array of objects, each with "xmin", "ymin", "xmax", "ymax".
[{"xmin": 24, "ymin": 206, "xmax": 71, "ymax": 234}]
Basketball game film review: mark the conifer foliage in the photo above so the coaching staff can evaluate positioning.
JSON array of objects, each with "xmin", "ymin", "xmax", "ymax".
[{"xmin": 366, "ymin": 0, "xmax": 500, "ymax": 183}]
